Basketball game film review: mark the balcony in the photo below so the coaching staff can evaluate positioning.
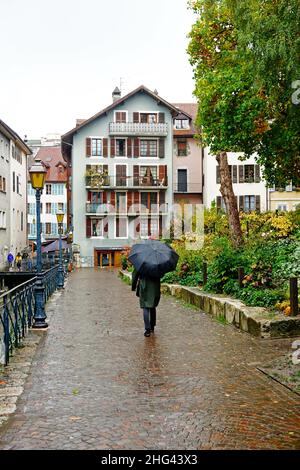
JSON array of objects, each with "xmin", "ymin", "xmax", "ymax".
[
  {"xmin": 85, "ymin": 175, "xmax": 168, "ymax": 189},
  {"xmin": 109, "ymin": 122, "xmax": 168, "ymax": 136},
  {"xmin": 173, "ymin": 182, "xmax": 202, "ymax": 194},
  {"xmin": 86, "ymin": 203, "xmax": 168, "ymax": 216}
]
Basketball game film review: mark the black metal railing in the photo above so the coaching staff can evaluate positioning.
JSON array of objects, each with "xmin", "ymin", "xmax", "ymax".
[
  {"xmin": 0, "ymin": 265, "xmax": 60, "ymax": 366},
  {"xmin": 0, "ymin": 277, "xmax": 37, "ymax": 366}
]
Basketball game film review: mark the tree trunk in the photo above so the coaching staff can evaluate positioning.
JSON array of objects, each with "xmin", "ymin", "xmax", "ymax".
[{"xmin": 216, "ymin": 152, "xmax": 243, "ymax": 247}]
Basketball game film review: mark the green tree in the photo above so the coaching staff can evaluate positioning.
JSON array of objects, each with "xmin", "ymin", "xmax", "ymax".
[
  {"xmin": 188, "ymin": 0, "xmax": 266, "ymax": 246},
  {"xmin": 228, "ymin": 0, "xmax": 300, "ymax": 187}
]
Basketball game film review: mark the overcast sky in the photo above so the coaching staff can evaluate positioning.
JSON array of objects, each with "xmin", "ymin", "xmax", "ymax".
[{"xmin": 0, "ymin": 0, "xmax": 196, "ymax": 139}]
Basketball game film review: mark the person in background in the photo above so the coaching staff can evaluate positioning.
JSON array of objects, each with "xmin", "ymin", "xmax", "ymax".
[{"xmin": 15, "ymin": 252, "xmax": 22, "ymax": 272}]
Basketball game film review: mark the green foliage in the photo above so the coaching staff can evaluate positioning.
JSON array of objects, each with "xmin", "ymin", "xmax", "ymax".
[{"xmin": 188, "ymin": 0, "xmax": 300, "ymax": 186}]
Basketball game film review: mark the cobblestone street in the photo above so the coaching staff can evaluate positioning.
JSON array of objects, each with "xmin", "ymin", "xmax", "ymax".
[{"xmin": 0, "ymin": 269, "xmax": 300, "ymax": 450}]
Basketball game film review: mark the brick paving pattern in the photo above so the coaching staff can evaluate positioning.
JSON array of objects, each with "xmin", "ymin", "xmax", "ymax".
[{"xmin": 0, "ymin": 269, "xmax": 299, "ymax": 449}]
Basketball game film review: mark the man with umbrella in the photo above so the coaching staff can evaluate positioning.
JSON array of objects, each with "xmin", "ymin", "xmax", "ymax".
[{"xmin": 129, "ymin": 239, "xmax": 178, "ymax": 337}]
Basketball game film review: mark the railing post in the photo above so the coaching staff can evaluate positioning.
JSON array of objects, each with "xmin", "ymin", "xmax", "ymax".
[
  {"xmin": 290, "ymin": 277, "xmax": 299, "ymax": 316},
  {"xmin": 203, "ymin": 261, "xmax": 207, "ymax": 287},
  {"xmin": 238, "ymin": 267, "xmax": 245, "ymax": 288}
]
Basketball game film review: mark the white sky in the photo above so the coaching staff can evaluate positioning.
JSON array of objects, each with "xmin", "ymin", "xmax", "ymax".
[{"xmin": 0, "ymin": 0, "xmax": 196, "ymax": 139}]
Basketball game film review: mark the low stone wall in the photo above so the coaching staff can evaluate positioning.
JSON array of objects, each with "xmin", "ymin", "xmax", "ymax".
[{"xmin": 119, "ymin": 270, "xmax": 300, "ymax": 339}]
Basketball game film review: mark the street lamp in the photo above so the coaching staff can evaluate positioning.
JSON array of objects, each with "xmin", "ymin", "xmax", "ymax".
[
  {"xmin": 29, "ymin": 159, "xmax": 48, "ymax": 329},
  {"xmin": 56, "ymin": 210, "xmax": 65, "ymax": 289}
]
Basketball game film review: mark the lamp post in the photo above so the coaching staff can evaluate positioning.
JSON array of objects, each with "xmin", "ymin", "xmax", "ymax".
[
  {"xmin": 29, "ymin": 159, "xmax": 48, "ymax": 329},
  {"xmin": 56, "ymin": 210, "xmax": 65, "ymax": 289}
]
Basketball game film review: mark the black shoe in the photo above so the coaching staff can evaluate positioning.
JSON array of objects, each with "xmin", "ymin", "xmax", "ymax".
[
  {"xmin": 144, "ymin": 329, "xmax": 151, "ymax": 337},
  {"xmin": 150, "ymin": 326, "xmax": 155, "ymax": 332}
]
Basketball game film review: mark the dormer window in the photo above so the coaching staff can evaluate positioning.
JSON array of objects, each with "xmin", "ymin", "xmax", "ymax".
[{"xmin": 174, "ymin": 119, "xmax": 190, "ymax": 130}]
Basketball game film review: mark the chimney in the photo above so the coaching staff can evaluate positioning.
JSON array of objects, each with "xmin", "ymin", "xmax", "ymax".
[{"xmin": 112, "ymin": 86, "xmax": 121, "ymax": 103}]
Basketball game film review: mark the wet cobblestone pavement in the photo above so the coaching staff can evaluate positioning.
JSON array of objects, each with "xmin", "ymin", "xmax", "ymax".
[{"xmin": 0, "ymin": 269, "xmax": 300, "ymax": 450}]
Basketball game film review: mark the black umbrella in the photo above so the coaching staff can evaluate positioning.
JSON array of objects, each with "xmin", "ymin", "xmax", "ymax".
[{"xmin": 128, "ymin": 239, "xmax": 179, "ymax": 278}]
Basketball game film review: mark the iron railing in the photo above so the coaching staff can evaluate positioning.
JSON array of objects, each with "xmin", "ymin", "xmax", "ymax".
[
  {"xmin": 85, "ymin": 175, "xmax": 168, "ymax": 189},
  {"xmin": 0, "ymin": 265, "xmax": 60, "ymax": 366},
  {"xmin": 109, "ymin": 122, "xmax": 168, "ymax": 136}
]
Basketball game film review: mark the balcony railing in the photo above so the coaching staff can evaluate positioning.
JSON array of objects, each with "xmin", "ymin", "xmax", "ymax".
[
  {"xmin": 86, "ymin": 175, "xmax": 168, "ymax": 189},
  {"xmin": 109, "ymin": 122, "xmax": 168, "ymax": 136},
  {"xmin": 86, "ymin": 203, "xmax": 168, "ymax": 215},
  {"xmin": 173, "ymin": 182, "xmax": 202, "ymax": 193}
]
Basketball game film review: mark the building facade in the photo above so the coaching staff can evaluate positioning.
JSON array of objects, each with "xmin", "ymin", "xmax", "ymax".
[
  {"xmin": 172, "ymin": 103, "xmax": 203, "ymax": 206},
  {"xmin": 269, "ymin": 183, "xmax": 300, "ymax": 212},
  {"xmin": 203, "ymin": 150, "xmax": 268, "ymax": 212},
  {"xmin": 0, "ymin": 120, "xmax": 31, "ymax": 269},
  {"xmin": 27, "ymin": 146, "xmax": 68, "ymax": 241},
  {"xmin": 62, "ymin": 86, "xmax": 179, "ymax": 268}
]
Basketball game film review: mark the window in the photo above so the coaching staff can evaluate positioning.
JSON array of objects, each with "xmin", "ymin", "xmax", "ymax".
[
  {"xmin": 177, "ymin": 169, "xmax": 187, "ymax": 192},
  {"xmin": 140, "ymin": 113, "xmax": 157, "ymax": 124},
  {"xmin": 140, "ymin": 140, "xmax": 157, "ymax": 157},
  {"xmin": 92, "ymin": 138, "xmax": 102, "ymax": 156},
  {"xmin": 116, "ymin": 192, "xmax": 126, "ymax": 213},
  {"xmin": 174, "ymin": 119, "xmax": 189, "ymax": 129},
  {"xmin": 150, "ymin": 218, "xmax": 159, "ymax": 236},
  {"xmin": 140, "ymin": 166, "xmax": 157, "ymax": 185},
  {"xmin": 57, "ymin": 202, "xmax": 64, "ymax": 212},
  {"xmin": 92, "ymin": 219, "xmax": 103, "ymax": 237},
  {"xmin": 46, "ymin": 184, "xmax": 52, "ymax": 195},
  {"xmin": 140, "ymin": 218, "xmax": 148, "ymax": 237},
  {"xmin": 16, "ymin": 175, "xmax": 20, "ymax": 194},
  {"xmin": 28, "ymin": 183, "xmax": 35, "ymax": 195},
  {"xmin": 244, "ymin": 165, "xmax": 255, "ymax": 183},
  {"xmin": 3, "ymin": 177, "xmax": 6, "ymax": 192},
  {"xmin": 46, "ymin": 203, "xmax": 52, "ymax": 214},
  {"xmin": 52, "ymin": 184, "xmax": 65, "ymax": 195},
  {"xmin": 116, "ymin": 165, "xmax": 127, "ymax": 186},
  {"xmin": 21, "ymin": 212, "xmax": 23, "ymax": 231},
  {"xmin": 45, "ymin": 223, "xmax": 52, "ymax": 235},
  {"xmin": 116, "ymin": 217, "xmax": 127, "ymax": 238},
  {"xmin": 140, "ymin": 192, "xmax": 158, "ymax": 212},
  {"xmin": 115, "ymin": 112, "xmax": 127, "ymax": 123},
  {"xmin": 13, "ymin": 171, "xmax": 15, "ymax": 192},
  {"xmin": 244, "ymin": 196, "xmax": 256, "ymax": 212},
  {"xmin": 116, "ymin": 139, "xmax": 126, "ymax": 157},
  {"xmin": 177, "ymin": 139, "xmax": 187, "ymax": 156},
  {"xmin": 277, "ymin": 204, "xmax": 288, "ymax": 211}
]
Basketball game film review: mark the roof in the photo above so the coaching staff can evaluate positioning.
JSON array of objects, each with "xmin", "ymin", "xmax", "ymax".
[
  {"xmin": 0, "ymin": 119, "xmax": 32, "ymax": 155},
  {"xmin": 62, "ymin": 85, "xmax": 183, "ymax": 143},
  {"xmin": 30, "ymin": 146, "xmax": 68, "ymax": 183},
  {"xmin": 172, "ymin": 103, "xmax": 199, "ymax": 136}
]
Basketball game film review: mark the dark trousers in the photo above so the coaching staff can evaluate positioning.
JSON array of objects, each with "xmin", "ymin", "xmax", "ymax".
[{"xmin": 143, "ymin": 308, "xmax": 156, "ymax": 330}]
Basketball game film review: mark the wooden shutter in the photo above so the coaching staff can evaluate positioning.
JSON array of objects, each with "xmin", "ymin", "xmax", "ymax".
[
  {"xmin": 86, "ymin": 138, "xmax": 91, "ymax": 157},
  {"xmin": 87, "ymin": 191, "xmax": 92, "ymax": 202},
  {"xmin": 103, "ymin": 138, "xmax": 108, "ymax": 157},
  {"xmin": 133, "ymin": 139, "xmax": 139, "ymax": 158},
  {"xmin": 159, "ymin": 139, "xmax": 165, "ymax": 158},
  {"xmin": 239, "ymin": 165, "xmax": 244, "ymax": 183},
  {"xmin": 232, "ymin": 165, "xmax": 238, "ymax": 183},
  {"xmin": 255, "ymin": 165, "xmax": 260, "ymax": 183},
  {"xmin": 103, "ymin": 220, "xmax": 108, "ymax": 234},
  {"xmin": 110, "ymin": 138, "xmax": 115, "ymax": 158},
  {"xmin": 133, "ymin": 112, "xmax": 139, "ymax": 123},
  {"xmin": 159, "ymin": 191, "xmax": 165, "ymax": 205},
  {"xmin": 103, "ymin": 191, "xmax": 107, "ymax": 204},
  {"xmin": 115, "ymin": 112, "xmax": 121, "ymax": 123},
  {"xmin": 127, "ymin": 138, "xmax": 132, "ymax": 158},
  {"xmin": 86, "ymin": 218, "xmax": 91, "ymax": 238},
  {"xmin": 127, "ymin": 191, "xmax": 133, "ymax": 213},
  {"xmin": 159, "ymin": 165, "xmax": 167, "ymax": 185},
  {"xmin": 239, "ymin": 196, "xmax": 244, "ymax": 212},
  {"xmin": 216, "ymin": 165, "xmax": 221, "ymax": 184},
  {"xmin": 256, "ymin": 195, "xmax": 261, "ymax": 212},
  {"xmin": 159, "ymin": 215, "xmax": 162, "ymax": 237},
  {"xmin": 134, "ymin": 191, "xmax": 140, "ymax": 213},
  {"xmin": 110, "ymin": 191, "xmax": 116, "ymax": 210},
  {"xmin": 216, "ymin": 196, "xmax": 222, "ymax": 211},
  {"xmin": 158, "ymin": 112, "xmax": 165, "ymax": 123},
  {"xmin": 133, "ymin": 166, "xmax": 139, "ymax": 186}
]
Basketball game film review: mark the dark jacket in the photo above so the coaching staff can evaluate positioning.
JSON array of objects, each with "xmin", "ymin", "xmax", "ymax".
[{"xmin": 131, "ymin": 269, "xmax": 161, "ymax": 309}]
